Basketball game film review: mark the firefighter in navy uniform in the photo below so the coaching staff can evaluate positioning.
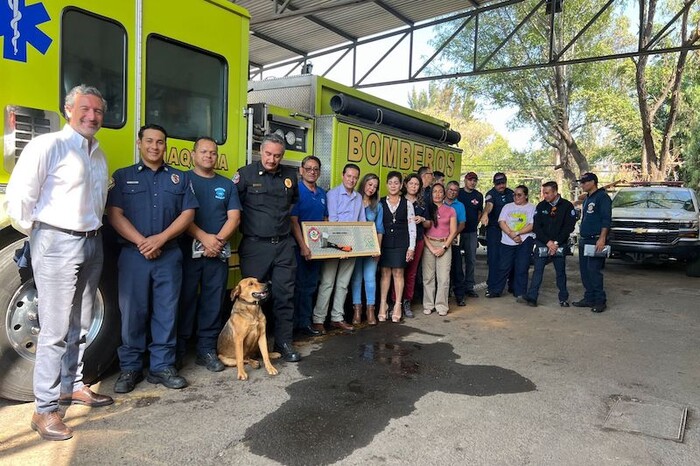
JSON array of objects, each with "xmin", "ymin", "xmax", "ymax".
[
  {"xmin": 234, "ymin": 133, "xmax": 301, "ymax": 362},
  {"xmin": 573, "ymin": 172, "xmax": 612, "ymax": 313},
  {"xmin": 107, "ymin": 124, "xmax": 198, "ymax": 393}
]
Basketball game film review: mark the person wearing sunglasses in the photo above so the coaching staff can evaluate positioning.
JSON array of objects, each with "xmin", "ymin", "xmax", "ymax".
[
  {"xmin": 488, "ymin": 185, "xmax": 536, "ymax": 300},
  {"xmin": 523, "ymin": 181, "xmax": 577, "ymax": 307}
]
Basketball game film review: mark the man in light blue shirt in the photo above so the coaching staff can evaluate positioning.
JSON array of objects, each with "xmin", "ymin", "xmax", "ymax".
[
  {"xmin": 312, "ymin": 163, "xmax": 365, "ymax": 333},
  {"xmin": 445, "ymin": 181, "xmax": 468, "ymax": 306}
]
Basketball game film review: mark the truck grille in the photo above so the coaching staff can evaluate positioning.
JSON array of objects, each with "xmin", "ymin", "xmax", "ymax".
[
  {"xmin": 611, "ymin": 231, "xmax": 679, "ymax": 244},
  {"xmin": 610, "ymin": 220, "xmax": 681, "ymax": 245},
  {"xmin": 4, "ymin": 105, "xmax": 60, "ymax": 172}
]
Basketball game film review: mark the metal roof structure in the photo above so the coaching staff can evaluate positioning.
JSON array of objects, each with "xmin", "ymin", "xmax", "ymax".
[{"xmin": 238, "ymin": 0, "xmax": 700, "ymax": 89}]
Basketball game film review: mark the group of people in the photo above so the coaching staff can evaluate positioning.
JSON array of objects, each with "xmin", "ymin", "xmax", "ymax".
[
  {"xmin": 5, "ymin": 84, "xmax": 612, "ymax": 442},
  {"xmin": 479, "ymin": 172, "xmax": 611, "ymax": 315}
]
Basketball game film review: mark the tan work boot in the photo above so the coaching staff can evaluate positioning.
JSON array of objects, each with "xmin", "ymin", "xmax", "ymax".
[{"xmin": 31, "ymin": 411, "xmax": 73, "ymax": 441}]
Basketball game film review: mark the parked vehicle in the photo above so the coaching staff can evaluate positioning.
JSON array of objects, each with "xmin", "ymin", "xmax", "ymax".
[{"xmin": 608, "ymin": 182, "xmax": 700, "ymax": 277}]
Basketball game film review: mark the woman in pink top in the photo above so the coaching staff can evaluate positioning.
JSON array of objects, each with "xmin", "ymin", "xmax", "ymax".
[{"xmin": 422, "ymin": 183, "xmax": 458, "ymax": 316}]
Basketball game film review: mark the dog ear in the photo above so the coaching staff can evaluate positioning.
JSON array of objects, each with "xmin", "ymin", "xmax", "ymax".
[{"xmin": 231, "ymin": 284, "xmax": 241, "ymax": 301}]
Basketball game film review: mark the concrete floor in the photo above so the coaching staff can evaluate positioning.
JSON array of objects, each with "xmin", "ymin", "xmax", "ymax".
[{"xmin": 1, "ymin": 254, "xmax": 698, "ymax": 465}]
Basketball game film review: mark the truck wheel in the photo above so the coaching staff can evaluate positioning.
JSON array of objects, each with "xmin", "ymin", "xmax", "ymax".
[
  {"xmin": 686, "ymin": 254, "xmax": 700, "ymax": 277},
  {"xmin": 0, "ymin": 236, "xmax": 120, "ymax": 401}
]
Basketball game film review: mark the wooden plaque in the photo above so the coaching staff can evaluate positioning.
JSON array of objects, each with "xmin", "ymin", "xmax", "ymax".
[{"xmin": 301, "ymin": 221, "xmax": 380, "ymax": 259}]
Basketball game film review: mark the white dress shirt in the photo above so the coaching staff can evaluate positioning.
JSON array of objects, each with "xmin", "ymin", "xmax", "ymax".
[{"xmin": 5, "ymin": 124, "xmax": 108, "ymax": 235}]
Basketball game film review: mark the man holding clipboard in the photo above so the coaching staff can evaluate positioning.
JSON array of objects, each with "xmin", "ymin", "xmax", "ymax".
[{"xmin": 573, "ymin": 172, "xmax": 612, "ymax": 313}]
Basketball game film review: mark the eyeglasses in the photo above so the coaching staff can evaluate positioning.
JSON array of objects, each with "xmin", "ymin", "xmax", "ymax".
[
  {"xmin": 303, "ymin": 166, "xmax": 320, "ymax": 173},
  {"xmin": 514, "ymin": 193, "xmax": 526, "ymax": 197}
]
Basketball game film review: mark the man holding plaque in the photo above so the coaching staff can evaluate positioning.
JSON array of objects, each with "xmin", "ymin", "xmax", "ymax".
[
  {"xmin": 523, "ymin": 181, "xmax": 576, "ymax": 308},
  {"xmin": 573, "ymin": 172, "xmax": 611, "ymax": 314},
  {"xmin": 312, "ymin": 163, "xmax": 365, "ymax": 333}
]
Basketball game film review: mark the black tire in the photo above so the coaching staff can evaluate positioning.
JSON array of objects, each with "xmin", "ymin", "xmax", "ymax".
[
  {"xmin": 686, "ymin": 253, "xmax": 700, "ymax": 277},
  {"xmin": 0, "ymin": 234, "xmax": 121, "ymax": 401}
]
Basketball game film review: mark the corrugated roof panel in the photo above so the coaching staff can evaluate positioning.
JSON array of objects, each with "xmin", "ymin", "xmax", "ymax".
[{"xmin": 238, "ymin": 0, "xmax": 496, "ymax": 67}]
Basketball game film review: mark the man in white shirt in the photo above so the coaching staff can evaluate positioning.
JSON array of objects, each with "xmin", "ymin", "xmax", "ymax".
[{"xmin": 5, "ymin": 85, "xmax": 113, "ymax": 441}]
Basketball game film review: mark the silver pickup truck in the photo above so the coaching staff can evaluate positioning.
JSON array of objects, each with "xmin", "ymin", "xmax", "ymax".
[{"xmin": 608, "ymin": 183, "xmax": 700, "ymax": 277}]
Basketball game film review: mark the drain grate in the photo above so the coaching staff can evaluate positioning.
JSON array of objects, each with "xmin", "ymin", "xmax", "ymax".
[{"xmin": 603, "ymin": 396, "xmax": 688, "ymax": 442}]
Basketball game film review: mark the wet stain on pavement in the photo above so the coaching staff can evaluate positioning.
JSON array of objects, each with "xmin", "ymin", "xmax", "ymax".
[
  {"xmin": 133, "ymin": 396, "xmax": 160, "ymax": 408},
  {"xmin": 242, "ymin": 324, "xmax": 535, "ymax": 465}
]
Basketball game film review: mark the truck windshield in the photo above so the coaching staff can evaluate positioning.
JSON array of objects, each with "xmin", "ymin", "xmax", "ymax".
[
  {"xmin": 613, "ymin": 190, "xmax": 695, "ymax": 211},
  {"xmin": 145, "ymin": 36, "xmax": 227, "ymax": 144}
]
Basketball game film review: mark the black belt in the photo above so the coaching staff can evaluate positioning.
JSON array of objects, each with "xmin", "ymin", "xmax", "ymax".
[
  {"xmin": 247, "ymin": 233, "xmax": 289, "ymax": 244},
  {"xmin": 38, "ymin": 222, "xmax": 100, "ymax": 238}
]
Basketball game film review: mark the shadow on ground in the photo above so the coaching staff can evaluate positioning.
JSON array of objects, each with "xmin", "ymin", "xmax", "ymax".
[{"xmin": 241, "ymin": 324, "xmax": 536, "ymax": 465}]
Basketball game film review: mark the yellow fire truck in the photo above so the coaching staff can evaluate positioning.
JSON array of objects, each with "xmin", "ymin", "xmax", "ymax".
[{"xmin": 0, "ymin": 1, "xmax": 462, "ymax": 401}]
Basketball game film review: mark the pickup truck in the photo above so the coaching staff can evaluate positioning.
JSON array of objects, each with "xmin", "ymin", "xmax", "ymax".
[{"xmin": 608, "ymin": 183, "xmax": 700, "ymax": 277}]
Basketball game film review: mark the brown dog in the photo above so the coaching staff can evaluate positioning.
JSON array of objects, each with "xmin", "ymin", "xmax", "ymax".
[{"xmin": 217, "ymin": 278, "xmax": 279, "ymax": 380}]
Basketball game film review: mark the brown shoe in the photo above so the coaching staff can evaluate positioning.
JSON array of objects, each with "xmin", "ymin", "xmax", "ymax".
[
  {"xmin": 31, "ymin": 411, "xmax": 73, "ymax": 441},
  {"xmin": 311, "ymin": 323, "xmax": 326, "ymax": 334},
  {"xmin": 59, "ymin": 386, "xmax": 114, "ymax": 407},
  {"xmin": 330, "ymin": 321, "xmax": 355, "ymax": 333}
]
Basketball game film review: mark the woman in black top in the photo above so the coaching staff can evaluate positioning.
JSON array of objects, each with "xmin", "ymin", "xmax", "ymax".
[{"xmin": 377, "ymin": 171, "xmax": 416, "ymax": 323}]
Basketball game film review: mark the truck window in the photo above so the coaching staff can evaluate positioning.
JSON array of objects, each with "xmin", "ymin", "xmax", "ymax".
[
  {"xmin": 60, "ymin": 9, "xmax": 126, "ymax": 128},
  {"xmin": 145, "ymin": 36, "xmax": 227, "ymax": 144}
]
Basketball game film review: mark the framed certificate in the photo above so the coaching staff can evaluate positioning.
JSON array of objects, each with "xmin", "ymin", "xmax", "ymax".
[{"xmin": 301, "ymin": 222, "xmax": 380, "ymax": 259}]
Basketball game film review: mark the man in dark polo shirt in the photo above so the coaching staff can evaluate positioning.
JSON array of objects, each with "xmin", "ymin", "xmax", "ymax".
[
  {"xmin": 457, "ymin": 172, "xmax": 483, "ymax": 298},
  {"xmin": 481, "ymin": 172, "xmax": 514, "ymax": 297}
]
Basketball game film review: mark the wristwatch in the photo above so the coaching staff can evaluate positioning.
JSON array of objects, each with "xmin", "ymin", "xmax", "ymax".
[{"xmin": 442, "ymin": 244, "xmax": 449, "ymax": 250}]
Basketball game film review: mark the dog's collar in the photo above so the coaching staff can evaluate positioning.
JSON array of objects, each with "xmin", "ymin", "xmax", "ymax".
[{"xmin": 235, "ymin": 297, "xmax": 261, "ymax": 306}]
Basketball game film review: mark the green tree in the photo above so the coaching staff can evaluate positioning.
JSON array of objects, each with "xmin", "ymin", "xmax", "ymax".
[
  {"xmin": 432, "ymin": 0, "xmax": 629, "ymax": 192},
  {"xmin": 634, "ymin": 0, "xmax": 700, "ymax": 180}
]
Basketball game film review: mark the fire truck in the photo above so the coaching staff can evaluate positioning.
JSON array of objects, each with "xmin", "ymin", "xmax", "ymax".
[{"xmin": 0, "ymin": 0, "xmax": 462, "ymax": 401}]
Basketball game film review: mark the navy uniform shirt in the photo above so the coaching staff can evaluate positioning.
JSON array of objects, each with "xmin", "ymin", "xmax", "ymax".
[
  {"xmin": 235, "ymin": 161, "xmax": 299, "ymax": 237},
  {"xmin": 188, "ymin": 171, "xmax": 240, "ymax": 234},
  {"xmin": 108, "ymin": 162, "xmax": 198, "ymax": 241},
  {"xmin": 458, "ymin": 188, "xmax": 483, "ymax": 233},
  {"xmin": 484, "ymin": 187, "xmax": 514, "ymax": 228},
  {"xmin": 580, "ymin": 188, "xmax": 612, "ymax": 238}
]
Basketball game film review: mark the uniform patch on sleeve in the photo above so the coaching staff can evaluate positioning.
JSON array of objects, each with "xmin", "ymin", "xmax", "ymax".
[
  {"xmin": 485, "ymin": 194, "xmax": 492, "ymax": 202},
  {"xmin": 233, "ymin": 173, "xmax": 240, "ymax": 184}
]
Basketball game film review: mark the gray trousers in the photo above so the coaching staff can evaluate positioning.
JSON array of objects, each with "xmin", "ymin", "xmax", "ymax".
[
  {"xmin": 30, "ymin": 225, "xmax": 103, "ymax": 413},
  {"xmin": 461, "ymin": 231, "xmax": 478, "ymax": 292},
  {"xmin": 313, "ymin": 258, "xmax": 356, "ymax": 323}
]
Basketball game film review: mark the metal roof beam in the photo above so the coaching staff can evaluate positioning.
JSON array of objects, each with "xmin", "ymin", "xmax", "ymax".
[
  {"xmin": 252, "ymin": 0, "xmax": 375, "ymax": 26},
  {"xmin": 252, "ymin": 31, "xmax": 308, "ymax": 57},
  {"xmin": 373, "ymin": 0, "xmax": 414, "ymax": 26}
]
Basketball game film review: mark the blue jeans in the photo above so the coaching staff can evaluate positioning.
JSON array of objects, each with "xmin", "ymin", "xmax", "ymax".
[
  {"xmin": 578, "ymin": 238, "xmax": 607, "ymax": 305},
  {"xmin": 351, "ymin": 256, "xmax": 378, "ymax": 305},
  {"xmin": 293, "ymin": 248, "xmax": 321, "ymax": 329},
  {"xmin": 526, "ymin": 240, "xmax": 568, "ymax": 303},
  {"xmin": 492, "ymin": 237, "xmax": 533, "ymax": 297}
]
